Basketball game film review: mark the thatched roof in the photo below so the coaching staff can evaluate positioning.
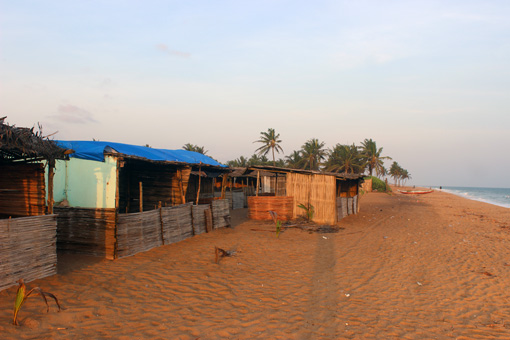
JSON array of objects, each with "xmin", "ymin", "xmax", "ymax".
[{"xmin": 0, "ymin": 117, "xmax": 69, "ymax": 163}]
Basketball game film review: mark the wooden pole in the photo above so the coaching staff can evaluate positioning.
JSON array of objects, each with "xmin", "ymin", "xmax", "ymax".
[
  {"xmin": 47, "ymin": 159, "xmax": 55, "ymax": 214},
  {"xmin": 139, "ymin": 181, "xmax": 143, "ymax": 212},
  {"xmin": 221, "ymin": 174, "xmax": 227, "ymax": 199},
  {"xmin": 196, "ymin": 163, "xmax": 202, "ymax": 206},
  {"xmin": 179, "ymin": 170, "xmax": 186, "ymax": 204},
  {"xmin": 256, "ymin": 170, "xmax": 260, "ymax": 197}
]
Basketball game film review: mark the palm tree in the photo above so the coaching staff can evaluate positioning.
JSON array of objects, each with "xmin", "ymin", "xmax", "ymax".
[
  {"xmin": 226, "ymin": 155, "xmax": 248, "ymax": 167},
  {"xmin": 360, "ymin": 139, "xmax": 392, "ymax": 176},
  {"xmin": 247, "ymin": 153, "xmax": 270, "ymax": 166},
  {"xmin": 300, "ymin": 138, "xmax": 326, "ymax": 171},
  {"xmin": 254, "ymin": 128, "xmax": 283, "ymax": 166},
  {"xmin": 182, "ymin": 143, "xmax": 208, "ymax": 155},
  {"xmin": 285, "ymin": 150, "xmax": 303, "ymax": 169},
  {"xmin": 389, "ymin": 161, "xmax": 407, "ymax": 187},
  {"xmin": 401, "ymin": 169, "xmax": 411, "ymax": 186},
  {"xmin": 325, "ymin": 144, "xmax": 364, "ymax": 174}
]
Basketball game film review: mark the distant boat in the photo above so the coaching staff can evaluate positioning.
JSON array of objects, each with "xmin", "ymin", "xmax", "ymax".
[{"xmin": 398, "ymin": 190, "xmax": 434, "ymax": 195}]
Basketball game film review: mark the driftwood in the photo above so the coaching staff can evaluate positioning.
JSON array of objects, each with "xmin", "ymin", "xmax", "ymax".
[{"xmin": 214, "ymin": 246, "xmax": 236, "ymax": 264}]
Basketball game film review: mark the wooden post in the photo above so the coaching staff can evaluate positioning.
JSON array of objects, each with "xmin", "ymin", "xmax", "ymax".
[
  {"xmin": 159, "ymin": 203, "xmax": 165, "ymax": 245},
  {"xmin": 256, "ymin": 171, "xmax": 260, "ymax": 197},
  {"xmin": 47, "ymin": 159, "xmax": 55, "ymax": 214},
  {"xmin": 221, "ymin": 174, "xmax": 227, "ymax": 199},
  {"xmin": 196, "ymin": 163, "xmax": 202, "ymax": 206},
  {"xmin": 179, "ymin": 169, "xmax": 186, "ymax": 204},
  {"xmin": 139, "ymin": 181, "xmax": 143, "ymax": 212}
]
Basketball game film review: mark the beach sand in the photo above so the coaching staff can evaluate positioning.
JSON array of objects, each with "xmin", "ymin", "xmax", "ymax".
[{"xmin": 1, "ymin": 189, "xmax": 510, "ymax": 339}]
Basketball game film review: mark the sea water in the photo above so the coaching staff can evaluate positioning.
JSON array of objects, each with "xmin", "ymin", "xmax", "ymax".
[{"xmin": 432, "ymin": 186, "xmax": 510, "ymax": 208}]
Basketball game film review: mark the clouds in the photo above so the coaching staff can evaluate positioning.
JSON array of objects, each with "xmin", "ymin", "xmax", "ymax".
[
  {"xmin": 50, "ymin": 105, "xmax": 98, "ymax": 124},
  {"xmin": 155, "ymin": 44, "xmax": 191, "ymax": 58}
]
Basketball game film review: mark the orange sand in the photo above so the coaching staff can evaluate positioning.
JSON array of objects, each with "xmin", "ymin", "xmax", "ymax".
[{"xmin": 1, "ymin": 189, "xmax": 510, "ymax": 339}]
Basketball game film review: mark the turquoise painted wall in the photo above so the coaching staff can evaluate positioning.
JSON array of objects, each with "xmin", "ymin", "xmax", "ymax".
[{"xmin": 52, "ymin": 156, "xmax": 117, "ymax": 209}]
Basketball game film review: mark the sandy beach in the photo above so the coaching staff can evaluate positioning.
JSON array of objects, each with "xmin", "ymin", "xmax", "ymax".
[{"xmin": 1, "ymin": 189, "xmax": 510, "ymax": 339}]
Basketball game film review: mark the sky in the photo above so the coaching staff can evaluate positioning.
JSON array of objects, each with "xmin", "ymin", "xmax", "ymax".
[{"xmin": 1, "ymin": 0, "xmax": 509, "ymax": 188}]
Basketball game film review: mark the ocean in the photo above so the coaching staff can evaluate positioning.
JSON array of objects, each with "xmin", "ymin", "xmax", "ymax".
[{"xmin": 431, "ymin": 186, "xmax": 510, "ymax": 209}]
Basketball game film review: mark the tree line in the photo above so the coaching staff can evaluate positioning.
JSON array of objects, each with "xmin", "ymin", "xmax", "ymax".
[{"xmin": 182, "ymin": 128, "xmax": 411, "ymax": 186}]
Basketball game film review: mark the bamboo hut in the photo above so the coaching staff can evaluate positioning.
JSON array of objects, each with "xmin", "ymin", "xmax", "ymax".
[
  {"xmin": 0, "ymin": 117, "xmax": 68, "ymax": 291},
  {"xmin": 244, "ymin": 165, "xmax": 365, "ymax": 225},
  {"xmin": 52, "ymin": 141, "xmax": 231, "ymax": 259}
]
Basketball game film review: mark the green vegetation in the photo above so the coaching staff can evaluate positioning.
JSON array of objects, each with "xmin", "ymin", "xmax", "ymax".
[
  {"xmin": 366, "ymin": 176, "xmax": 391, "ymax": 192},
  {"xmin": 13, "ymin": 279, "xmax": 61, "ymax": 326},
  {"xmin": 269, "ymin": 210, "xmax": 282, "ymax": 238},
  {"xmin": 360, "ymin": 139, "xmax": 392, "ymax": 177},
  {"xmin": 389, "ymin": 161, "xmax": 411, "ymax": 186},
  {"xmin": 297, "ymin": 203, "xmax": 315, "ymax": 222},
  {"xmin": 325, "ymin": 143, "xmax": 364, "ymax": 174},
  {"xmin": 300, "ymin": 138, "xmax": 327, "ymax": 171}
]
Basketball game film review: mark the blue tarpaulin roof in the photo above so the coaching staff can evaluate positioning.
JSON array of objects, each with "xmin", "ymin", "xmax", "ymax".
[{"xmin": 56, "ymin": 140, "xmax": 226, "ymax": 167}]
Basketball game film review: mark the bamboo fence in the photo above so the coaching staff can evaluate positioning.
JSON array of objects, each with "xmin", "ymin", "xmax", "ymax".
[
  {"xmin": 361, "ymin": 178, "xmax": 372, "ymax": 193},
  {"xmin": 160, "ymin": 203, "xmax": 193, "ymax": 244},
  {"xmin": 57, "ymin": 199, "xmax": 230, "ymax": 259},
  {"xmin": 55, "ymin": 207, "xmax": 117, "ymax": 259},
  {"xmin": 116, "ymin": 209, "xmax": 162, "ymax": 258},
  {"xmin": 219, "ymin": 191, "xmax": 245, "ymax": 210},
  {"xmin": 247, "ymin": 196, "xmax": 294, "ymax": 221},
  {"xmin": 0, "ymin": 215, "xmax": 57, "ymax": 291},
  {"xmin": 212, "ymin": 199, "xmax": 230, "ymax": 229},
  {"xmin": 309, "ymin": 174, "xmax": 337, "ymax": 225},
  {"xmin": 191, "ymin": 205, "xmax": 210, "ymax": 235},
  {"xmin": 285, "ymin": 173, "xmax": 337, "ymax": 224}
]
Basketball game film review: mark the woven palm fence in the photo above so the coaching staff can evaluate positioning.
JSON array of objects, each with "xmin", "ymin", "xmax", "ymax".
[
  {"xmin": 161, "ymin": 203, "xmax": 193, "ymax": 244},
  {"xmin": 0, "ymin": 215, "xmax": 57, "ymax": 291},
  {"xmin": 286, "ymin": 173, "xmax": 337, "ymax": 225},
  {"xmin": 55, "ymin": 207, "xmax": 117, "ymax": 259},
  {"xmin": 192, "ymin": 205, "xmax": 211, "ymax": 235},
  {"xmin": 115, "ymin": 199, "xmax": 229, "ymax": 259},
  {"xmin": 247, "ymin": 196, "xmax": 294, "ymax": 221},
  {"xmin": 212, "ymin": 199, "xmax": 230, "ymax": 229},
  {"xmin": 116, "ymin": 209, "xmax": 163, "ymax": 258}
]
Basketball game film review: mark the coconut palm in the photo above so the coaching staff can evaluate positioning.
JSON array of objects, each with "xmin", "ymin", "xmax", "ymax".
[
  {"xmin": 300, "ymin": 138, "xmax": 326, "ymax": 171},
  {"xmin": 248, "ymin": 153, "xmax": 270, "ymax": 166},
  {"xmin": 182, "ymin": 143, "xmax": 208, "ymax": 155},
  {"xmin": 389, "ymin": 161, "xmax": 410, "ymax": 187},
  {"xmin": 226, "ymin": 156, "xmax": 248, "ymax": 167},
  {"xmin": 360, "ymin": 139, "xmax": 392, "ymax": 176},
  {"xmin": 401, "ymin": 169, "xmax": 411, "ymax": 186},
  {"xmin": 325, "ymin": 143, "xmax": 364, "ymax": 174},
  {"xmin": 285, "ymin": 150, "xmax": 303, "ymax": 169},
  {"xmin": 254, "ymin": 128, "xmax": 283, "ymax": 166}
]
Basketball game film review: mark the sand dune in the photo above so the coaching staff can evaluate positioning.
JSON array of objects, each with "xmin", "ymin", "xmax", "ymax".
[{"xmin": 1, "ymin": 189, "xmax": 510, "ymax": 339}]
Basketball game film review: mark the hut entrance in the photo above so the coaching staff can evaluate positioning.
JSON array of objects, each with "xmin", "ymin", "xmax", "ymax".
[{"xmin": 118, "ymin": 159, "xmax": 191, "ymax": 213}]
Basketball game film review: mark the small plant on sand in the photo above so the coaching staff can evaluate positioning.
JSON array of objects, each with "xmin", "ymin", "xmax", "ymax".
[
  {"xmin": 268, "ymin": 211, "xmax": 282, "ymax": 238},
  {"xmin": 297, "ymin": 203, "xmax": 314, "ymax": 222},
  {"xmin": 13, "ymin": 279, "xmax": 62, "ymax": 326}
]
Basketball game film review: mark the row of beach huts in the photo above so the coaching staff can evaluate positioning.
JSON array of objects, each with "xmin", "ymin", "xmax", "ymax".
[{"xmin": 0, "ymin": 118, "xmax": 364, "ymax": 291}]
